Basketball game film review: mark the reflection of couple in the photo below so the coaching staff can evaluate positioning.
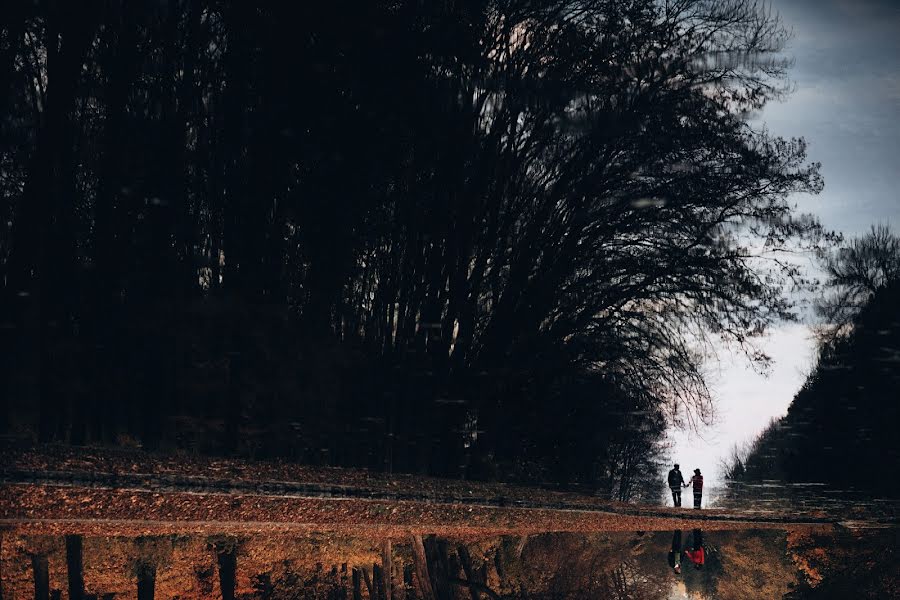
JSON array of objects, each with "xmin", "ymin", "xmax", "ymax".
[
  {"xmin": 668, "ymin": 530, "xmax": 683, "ymax": 573},
  {"xmin": 667, "ymin": 464, "xmax": 703, "ymax": 508},
  {"xmin": 668, "ymin": 529, "xmax": 705, "ymax": 574}
]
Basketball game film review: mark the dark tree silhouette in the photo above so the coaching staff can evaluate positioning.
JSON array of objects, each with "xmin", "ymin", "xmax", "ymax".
[
  {"xmin": 816, "ymin": 224, "xmax": 900, "ymax": 339},
  {"xmin": 726, "ymin": 228, "xmax": 900, "ymax": 495},
  {"xmin": 0, "ymin": 0, "xmax": 829, "ymax": 497}
]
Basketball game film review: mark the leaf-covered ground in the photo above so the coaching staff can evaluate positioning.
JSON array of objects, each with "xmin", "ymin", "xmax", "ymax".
[{"xmin": 0, "ymin": 446, "xmax": 866, "ymax": 537}]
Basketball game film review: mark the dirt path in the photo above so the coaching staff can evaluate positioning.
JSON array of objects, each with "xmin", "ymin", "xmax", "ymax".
[
  {"xmin": 0, "ymin": 482, "xmax": 840, "ymax": 538},
  {"xmin": 0, "ymin": 445, "xmax": 889, "ymax": 537}
]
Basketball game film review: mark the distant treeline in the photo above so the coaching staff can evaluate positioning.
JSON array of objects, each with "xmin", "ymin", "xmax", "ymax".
[
  {"xmin": 0, "ymin": 1, "xmax": 829, "ymax": 499},
  {"xmin": 725, "ymin": 229, "xmax": 900, "ymax": 496}
]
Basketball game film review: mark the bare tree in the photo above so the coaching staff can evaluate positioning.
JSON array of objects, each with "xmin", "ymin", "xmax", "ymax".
[{"xmin": 816, "ymin": 224, "xmax": 900, "ymax": 339}]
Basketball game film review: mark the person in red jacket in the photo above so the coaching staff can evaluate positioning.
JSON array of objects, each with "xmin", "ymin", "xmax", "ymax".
[
  {"xmin": 683, "ymin": 529, "xmax": 705, "ymax": 569},
  {"xmin": 686, "ymin": 468, "xmax": 703, "ymax": 509}
]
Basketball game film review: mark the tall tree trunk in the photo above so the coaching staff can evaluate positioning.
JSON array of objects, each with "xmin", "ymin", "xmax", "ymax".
[
  {"xmin": 136, "ymin": 562, "xmax": 155, "ymax": 600},
  {"xmin": 90, "ymin": 0, "xmax": 140, "ymax": 443},
  {"xmin": 352, "ymin": 568, "xmax": 362, "ymax": 600},
  {"xmin": 423, "ymin": 537, "xmax": 454, "ymax": 600},
  {"xmin": 362, "ymin": 567, "xmax": 374, "ymax": 599},
  {"xmin": 224, "ymin": 349, "xmax": 242, "ymax": 454},
  {"xmin": 0, "ymin": 1, "xmax": 27, "ymax": 117},
  {"xmin": 372, "ymin": 564, "xmax": 386, "ymax": 600},
  {"xmin": 217, "ymin": 545, "xmax": 237, "ymax": 600},
  {"xmin": 456, "ymin": 545, "xmax": 480, "ymax": 600},
  {"xmin": 221, "ymin": 0, "xmax": 254, "ymax": 296},
  {"xmin": 6, "ymin": 2, "xmax": 98, "ymax": 442},
  {"xmin": 164, "ymin": 0, "xmax": 201, "ymax": 293},
  {"xmin": 410, "ymin": 535, "xmax": 436, "ymax": 600},
  {"xmin": 381, "ymin": 539, "xmax": 393, "ymax": 600},
  {"xmin": 32, "ymin": 554, "xmax": 49, "ymax": 600},
  {"xmin": 393, "ymin": 562, "xmax": 406, "ymax": 600},
  {"xmin": 219, "ymin": 1, "xmax": 257, "ymax": 455},
  {"xmin": 0, "ymin": 0, "xmax": 29, "ymax": 437},
  {"xmin": 65, "ymin": 535, "xmax": 85, "ymax": 600},
  {"xmin": 403, "ymin": 564, "xmax": 415, "ymax": 600}
]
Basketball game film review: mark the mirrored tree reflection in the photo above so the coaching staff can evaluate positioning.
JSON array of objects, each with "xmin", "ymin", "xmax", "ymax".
[{"xmin": 1, "ymin": 528, "xmax": 894, "ymax": 599}]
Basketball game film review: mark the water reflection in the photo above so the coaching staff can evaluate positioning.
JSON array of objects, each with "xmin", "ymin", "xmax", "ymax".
[
  {"xmin": 683, "ymin": 529, "xmax": 705, "ymax": 570},
  {"xmin": 668, "ymin": 530, "xmax": 682, "ymax": 574},
  {"xmin": 0, "ymin": 528, "xmax": 894, "ymax": 599}
]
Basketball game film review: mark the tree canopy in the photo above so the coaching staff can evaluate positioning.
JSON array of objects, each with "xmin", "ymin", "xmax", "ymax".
[
  {"xmin": 0, "ymin": 0, "xmax": 827, "ymax": 498},
  {"xmin": 816, "ymin": 224, "xmax": 900, "ymax": 339}
]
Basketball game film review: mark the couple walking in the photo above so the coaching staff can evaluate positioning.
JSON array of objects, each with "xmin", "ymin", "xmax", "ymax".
[
  {"xmin": 667, "ymin": 463, "xmax": 703, "ymax": 508},
  {"xmin": 668, "ymin": 529, "xmax": 705, "ymax": 574}
]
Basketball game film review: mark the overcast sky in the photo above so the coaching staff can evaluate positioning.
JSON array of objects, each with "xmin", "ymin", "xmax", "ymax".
[{"xmin": 670, "ymin": 0, "xmax": 900, "ymax": 497}]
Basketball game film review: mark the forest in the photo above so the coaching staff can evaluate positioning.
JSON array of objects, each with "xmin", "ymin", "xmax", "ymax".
[
  {"xmin": 0, "ymin": 1, "xmax": 833, "ymax": 500},
  {"xmin": 724, "ymin": 227, "xmax": 900, "ymax": 496}
]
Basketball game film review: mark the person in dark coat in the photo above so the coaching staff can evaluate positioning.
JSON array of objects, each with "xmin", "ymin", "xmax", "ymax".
[
  {"xmin": 687, "ymin": 468, "xmax": 703, "ymax": 509},
  {"xmin": 668, "ymin": 530, "xmax": 683, "ymax": 574},
  {"xmin": 667, "ymin": 464, "xmax": 686, "ymax": 507}
]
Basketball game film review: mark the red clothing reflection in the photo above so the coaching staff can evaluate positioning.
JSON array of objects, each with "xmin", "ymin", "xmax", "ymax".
[{"xmin": 684, "ymin": 547, "xmax": 705, "ymax": 566}]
